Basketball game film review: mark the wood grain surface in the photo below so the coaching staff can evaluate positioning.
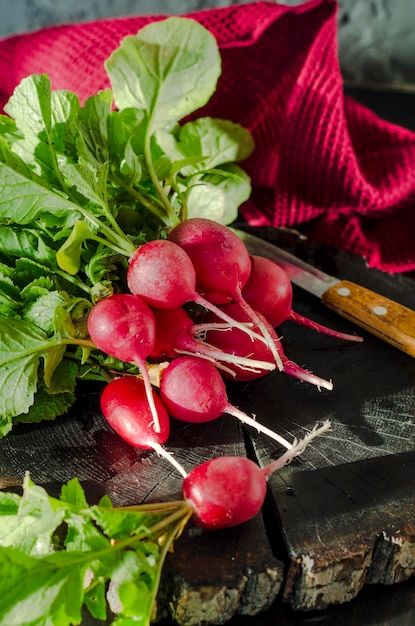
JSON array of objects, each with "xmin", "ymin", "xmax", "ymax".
[{"xmin": 229, "ymin": 225, "xmax": 415, "ymax": 615}]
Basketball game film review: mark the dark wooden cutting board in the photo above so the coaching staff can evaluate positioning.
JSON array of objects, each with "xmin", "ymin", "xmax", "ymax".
[
  {"xmin": 1, "ymin": 225, "xmax": 415, "ymax": 625},
  {"xmin": 227, "ymin": 225, "xmax": 415, "ymax": 613}
]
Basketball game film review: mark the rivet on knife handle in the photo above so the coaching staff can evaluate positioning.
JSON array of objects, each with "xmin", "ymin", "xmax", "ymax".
[{"xmin": 322, "ymin": 280, "xmax": 415, "ymax": 358}]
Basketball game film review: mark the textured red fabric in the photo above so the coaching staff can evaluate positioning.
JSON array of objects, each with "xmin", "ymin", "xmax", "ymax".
[{"xmin": 1, "ymin": 0, "xmax": 414, "ymax": 273}]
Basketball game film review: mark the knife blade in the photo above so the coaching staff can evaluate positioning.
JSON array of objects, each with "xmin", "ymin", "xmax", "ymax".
[{"xmin": 234, "ymin": 228, "xmax": 415, "ymax": 358}]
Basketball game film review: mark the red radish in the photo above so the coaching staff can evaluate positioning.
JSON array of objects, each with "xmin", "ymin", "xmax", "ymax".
[
  {"xmin": 242, "ymin": 255, "xmax": 363, "ymax": 342},
  {"xmin": 100, "ymin": 376, "xmax": 187, "ymax": 477},
  {"xmin": 160, "ymin": 355, "xmax": 292, "ymax": 449},
  {"xmin": 87, "ymin": 293, "xmax": 162, "ymax": 432},
  {"xmin": 147, "ymin": 306, "xmax": 275, "ymax": 375},
  {"xmin": 204, "ymin": 302, "xmax": 334, "ymax": 390},
  {"xmin": 182, "ymin": 456, "xmax": 267, "ymax": 529},
  {"xmin": 168, "ymin": 219, "xmax": 252, "ymax": 305},
  {"xmin": 182, "ymin": 420, "xmax": 331, "ymax": 529},
  {"xmin": 168, "ymin": 218, "xmax": 284, "ymax": 371},
  {"xmin": 127, "ymin": 239, "xmax": 196, "ymax": 310},
  {"xmin": 127, "ymin": 239, "xmax": 276, "ymax": 358},
  {"xmin": 243, "ymin": 254, "xmax": 292, "ymax": 327}
]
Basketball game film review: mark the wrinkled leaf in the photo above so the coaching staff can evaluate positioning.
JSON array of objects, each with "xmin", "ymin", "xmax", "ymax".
[
  {"xmin": 0, "ymin": 547, "xmax": 87, "ymax": 626},
  {"xmin": 106, "ymin": 17, "xmax": 221, "ymax": 130},
  {"xmin": 14, "ymin": 385, "xmax": 76, "ymax": 424},
  {"xmin": 0, "ymin": 225, "xmax": 56, "ymax": 265},
  {"xmin": 186, "ymin": 163, "xmax": 251, "ymax": 224},
  {"xmin": 0, "ymin": 315, "xmax": 70, "ymax": 424},
  {"xmin": 4, "ymin": 75, "xmax": 78, "ymax": 182},
  {"xmin": 22, "ymin": 290, "xmax": 67, "ymax": 334},
  {"xmin": 0, "ymin": 475, "xmax": 190, "ymax": 626},
  {"xmin": 158, "ymin": 117, "xmax": 254, "ymax": 174},
  {"xmin": 0, "ymin": 162, "xmax": 82, "ymax": 227}
]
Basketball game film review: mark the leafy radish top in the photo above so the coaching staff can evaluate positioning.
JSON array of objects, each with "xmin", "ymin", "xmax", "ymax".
[{"xmin": 0, "ymin": 17, "xmax": 254, "ymax": 434}]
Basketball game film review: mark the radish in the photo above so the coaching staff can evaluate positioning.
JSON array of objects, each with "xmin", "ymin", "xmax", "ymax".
[
  {"xmin": 168, "ymin": 219, "xmax": 252, "ymax": 305},
  {"xmin": 203, "ymin": 302, "xmax": 333, "ymax": 390},
  {"xmin": 182, "ymin": 456, "xmax": 267, "ymax": 529},
  {"xmin": 101, "ymin": 373, "xmax": 330, "ymax": 531},
  {"xmin": 159, "ymin": 355, "xmax": 293, "ymax": 449},
  {"xmin": 126, "ymin": 239, "xmax": 277, "ymax": 360},
  {"xmin": 182, "ymin": 420, "xmax": 331, "ymax": 529},
  {"xmin": 147, "ymin": 306, "xmax": 276, "ymax": 375},
  {"xmin": 167, "ymin": 218, "xmax": 284, "ymax": 371},
  {"xmin": 87, "ymin": 293, "xmax": 162, "ymax": 432},
  {"xmin": 242, "ymin": 255, "xmax": 363, "ymax": 342},
  {"xmin": 100, "ymin": 376, "xmax": 187, "ymax": 477}
]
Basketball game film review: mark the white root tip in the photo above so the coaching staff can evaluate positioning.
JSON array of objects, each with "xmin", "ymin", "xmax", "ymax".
[{"xmin": 262, "ymin": 420, "xmax": 332, "ymax": 477}]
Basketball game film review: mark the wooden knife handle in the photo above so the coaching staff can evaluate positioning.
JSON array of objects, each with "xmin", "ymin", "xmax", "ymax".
[{"xmin": 322, "ymin": 280, "xmax": 415, "ymax": 358}]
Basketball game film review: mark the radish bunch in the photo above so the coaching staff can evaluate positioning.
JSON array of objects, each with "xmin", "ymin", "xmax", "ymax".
[{"xmin": 86, "ymin": 218, "xmax": 358, "ymax": 530}]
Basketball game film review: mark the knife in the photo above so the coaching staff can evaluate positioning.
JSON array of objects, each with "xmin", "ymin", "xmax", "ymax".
[{"xmin": 234, "ymin": 228, "xmax": 415, "ymax": 358}]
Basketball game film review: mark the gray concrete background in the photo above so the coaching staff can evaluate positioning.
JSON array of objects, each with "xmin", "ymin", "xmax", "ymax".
[{"xmin": 1, "ymin": 0, "xmax": 414, "ymax": 91}]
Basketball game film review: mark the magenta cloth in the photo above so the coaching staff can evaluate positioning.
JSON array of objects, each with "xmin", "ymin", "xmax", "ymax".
[{"xmin": 1, "ymin": 0, "xmax": 414, "ymax": 273}]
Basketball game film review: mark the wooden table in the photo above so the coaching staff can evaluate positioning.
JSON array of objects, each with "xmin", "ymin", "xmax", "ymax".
[{"xmin": 227, "ymin": 224, "xmax": 415, "ymax": 620}]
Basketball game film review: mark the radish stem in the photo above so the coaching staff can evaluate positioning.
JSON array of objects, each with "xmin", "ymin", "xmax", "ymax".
[
  {"xmin": 152, "ymin": 442, "xmax": 188, "ymax": 478},
  {"xmin": 289, "ymin": 311, "xmax": 363, "ymax": 342},
  {"xmin": 225, "ymin": 404, "xmax": 293, "ymax": 450}
]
